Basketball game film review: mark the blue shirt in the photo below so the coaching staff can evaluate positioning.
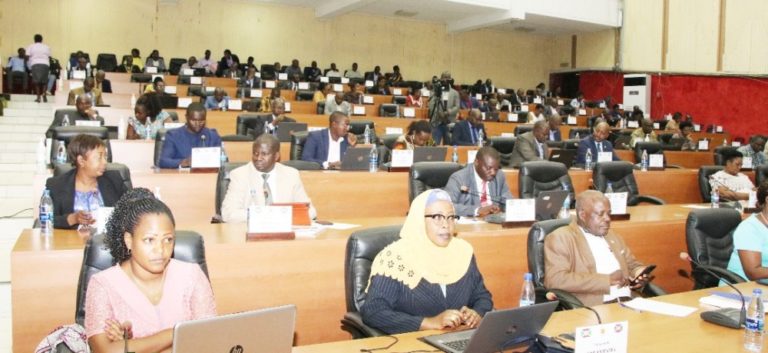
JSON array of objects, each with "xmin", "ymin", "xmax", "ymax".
[
  {"xmin": 6, "ymin": 56, "xmax": 26, "ymax": 72},
  {"xmin": 726, "ymin": 214, "xmax": 768, "ymax": 281},
  {"xmin": 158, "ymin": 126, "xmax": 222, "ymax": 168},
  {"xmin": 204, "ymin": 96, "xmax": 230, "ymax": 110}
]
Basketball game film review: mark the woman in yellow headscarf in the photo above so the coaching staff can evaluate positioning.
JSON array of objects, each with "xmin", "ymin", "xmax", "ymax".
[{"xmin": 360, "ymin": 189, "xmax": 493, "ymax": 334}]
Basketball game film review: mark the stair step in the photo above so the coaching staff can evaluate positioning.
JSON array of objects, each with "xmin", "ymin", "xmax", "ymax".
[
  {"xmin": 0, "ymin": 172, "xmax": 36, "ymax": 186},
  {"xmin": 0, "ymin": 116, "xmax": 52, "ymax": 125},
  {"xmin": 2, "ymin": 108, "xmax": 52, "ymax": 117},
  {"xmin": 0, "ymin": 164, "xmax": 39, "ymax": 172},
  {"xmin": 0, "ymin": 125, "xmax": 48, "ymax": 133},
  {"xmin": 0, "ymin": 133, "xmax": 44, "ymax": 142},
  {"xmin": 6, "ymin": 101, "xmax": 54, "ymax": 109},
  {"xmin": 0, "ymin": 141, "xmax": 38, "ymax": 152},
  {"xmin": 0, "ymin": 152, "xmax": 36, "ymax": 163},
  {"xmin": 0, "ymin": 185, "xmax": 34, "ymax": 198},
  {"xmin": 8, "ymin": 94, "xmax": 41, "ymax": 102},
  {"xmin": 0, "ymin": 199, "xmax": 36, "ymax": 218}
]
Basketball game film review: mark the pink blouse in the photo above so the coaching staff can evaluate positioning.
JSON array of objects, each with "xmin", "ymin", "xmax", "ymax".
[{"xmin": 84, "ymin": 259, "xmax": 217, "ymax": 339}]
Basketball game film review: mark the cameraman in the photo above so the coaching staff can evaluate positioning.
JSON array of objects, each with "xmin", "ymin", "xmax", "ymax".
[{"xmin": 429, "ymin": 71, "xmax": 459, "ymax": 145}]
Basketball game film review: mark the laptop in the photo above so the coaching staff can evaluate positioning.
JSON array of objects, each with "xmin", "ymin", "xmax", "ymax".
[
  {"xmin": 172, "ymin": 304, "xmax": 296, "ymax": 353},
  {"xmin": 275, "ymin": 122, "xmax": 308, "ymax": 142},
  {"xmin": 340, "ymin": 147, "xmax": 373, "ymax": 170},
  {"xmin": 414, "ymin": 146, "xmax": 447, "ymax": 162},
  {"xmin": 535, "ymin": 190, "xmax": 569, "ymax": 221},
  {"xmin": 548, "ymin": 149, "xmax": 576, "ymax": 169},
  {"xmin": 422, "ymin": 301, "xmax": 558, "ymax": 353}
]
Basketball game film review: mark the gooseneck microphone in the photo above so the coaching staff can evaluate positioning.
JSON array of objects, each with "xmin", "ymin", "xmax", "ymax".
[
  {"xmin": 680, "ymin": 252, "xmax": 745, "ymax": 329},
  {"xmin": 459, "ymin": 185, "xmax": 506, "ymax": 207},
  {"xmin": 200, "ymin": 134, "xmax": 207, "ymax": 148},
  {"xmin": 546, "ymin": 291, "xmax": 602, "ymax": 324}
]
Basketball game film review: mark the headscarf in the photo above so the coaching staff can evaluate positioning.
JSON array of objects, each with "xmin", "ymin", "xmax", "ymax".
[{"xmin": 367, "ymin": 189, "xmax": 474, "ymax": 290}]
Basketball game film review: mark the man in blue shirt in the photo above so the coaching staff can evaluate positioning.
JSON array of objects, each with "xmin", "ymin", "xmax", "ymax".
[
  {"xmin": 204, "ymin": 88, "xmax": 230, "ymax": 111},
  {"xmin": 5, "ymin": 48, "xmax": 28, "ymax": 91},
  {"xmin": 575, "ymin": 122, "xmax": 621, "ymax": 166},
  {"xmin": 159, "ymin": 102, "xmax": 222, "ymax": 168}
]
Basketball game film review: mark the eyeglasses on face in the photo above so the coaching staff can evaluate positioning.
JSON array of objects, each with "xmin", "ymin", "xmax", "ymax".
[{"xmin": 424, "ymin": 214, "xmax": 460, "ymax": 223}]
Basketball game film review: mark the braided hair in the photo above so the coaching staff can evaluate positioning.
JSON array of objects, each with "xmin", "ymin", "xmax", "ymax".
[{"xmin": 105, "ymin": 188, "xmax": 176, "ymax": 264}]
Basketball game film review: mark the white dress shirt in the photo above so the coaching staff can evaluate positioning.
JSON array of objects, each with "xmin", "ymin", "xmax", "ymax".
[
  {"xmin": 579, "ymin": 227, "xmax": 631, "ymax": 302},
  {"xmin": 324, "ymin": 129, "xmax": 343, "ymax": 169}
]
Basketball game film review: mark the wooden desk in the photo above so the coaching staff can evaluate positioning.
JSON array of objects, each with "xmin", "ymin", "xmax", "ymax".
[
  {"xmin": 614, "ymin": 150, "xmax": 716, "ymax": 169},
  {"xmin": 12, "ymin": 204, "xmax": 697, "ymax": 352},
  {"xmin": 293, "ymin": 282, "xmax": 757, "ymax": 352}
]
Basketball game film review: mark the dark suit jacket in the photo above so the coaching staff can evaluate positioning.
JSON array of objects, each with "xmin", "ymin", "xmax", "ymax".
[
  {"xmin": 45, "ymin": 169, "xmax": 128, "ymax": 229},
  {"xmin": 238, "ymin": 76, "xmax": 261, "ymax": 89},
  {"xmin": 301, "ymin": 128, "xmax": 351, "ymax": 165},
  {"xmin": 509, "ymin": 131, "xmax": 548, "ymax": 168},
  {"xmin": 451, "ymin": 120, "xmax": 487, "ymax": 146},
  {"xmin": 216, "ymin": 55, "xmax": 241, "ymax": 77},
  {"xmin": 245, "ymin": 114, "xmax": 297, "ymax": 138},
  {"xmin": 444, "ymin": 164, "xmax": 513, "ymax": 216},
  {"xmin": 365, "ymin": 72, "xmax": 382, "ymax": 83},
  {"xmin": 548, "ymin": 128, "xmax": 562, "ymax": 142},
  {"xmin": 99, "ymin": 79, "xmax": 112, "ymax": 93},
  {"xmin": 367, "ymin": 86, "xmax": 390, "ymax": 95},
  {"xmin": 575, "ymin": 135, "xmax": 621, "ymax": 165}
]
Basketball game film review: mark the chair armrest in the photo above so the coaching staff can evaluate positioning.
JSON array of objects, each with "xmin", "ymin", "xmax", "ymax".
[
  {"xmin": 637, "ymin": 195, "xmax": 665, "ymax": 205},
  {"xmin": 693, "ymin": 265, "xmax": 747, "ymax": 285},
  {"xmin": 340, "ymin": 312, "xmax": 385, "ymax": 339}
]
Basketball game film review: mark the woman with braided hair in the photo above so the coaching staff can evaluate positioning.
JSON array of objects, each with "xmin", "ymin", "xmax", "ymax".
[{"xmin": 84, "ymin": 188, "xmax": 216, "ymax": 353}]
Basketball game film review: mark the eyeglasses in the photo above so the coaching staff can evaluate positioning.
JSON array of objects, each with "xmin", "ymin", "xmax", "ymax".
[{"xmin": 424, "ymin": 214, "xmax": 460, "ymax": 223}]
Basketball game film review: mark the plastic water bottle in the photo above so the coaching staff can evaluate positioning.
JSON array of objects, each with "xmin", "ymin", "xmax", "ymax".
[
  {"xmin": 56, "ymin": 142, "xmax": 67, "ymax": 164},
  {"xmin": 477, "ymin": 128, "xmax": 484, "ymax": 147},
  {"xmin": 144, "ymin": 117, "xmax": 152, "ymax": 140},
  {"xmin": 745, "ymin": 288, "xmax": 765, "ymax": 352},
  {"xmin": 363, "ymin": 125, "xmax": 371, "ymax": 145},
  {"xmin": 153, "ymin": 186, "xmax": 162, "ymax": 201},
  {"xmin": 575, "ymin": 132, "xmax": 580, "ymax": 140},
  {"xmin": 519, "ymin": 273, "xmax": 535, "ymax": 307},
  {"xmin": 641, "ymin": 149, "xmax": 649, "ymax": 171},
  {"xmin": 118, "ymin": 117, "xmax": 127, "ymax": 140},
  {"xmin": 368, "ymin": 144, "xmax": 378, "ymax": 173},
  {"xmin": 584, "ymin": 149, "xmax": 592, "ymax": 171},
  {"xmin": 130, "ymin": 94, "xmax": 136, "ymax": 109},
  {"xmin": 723, "ymin": 138, "xmax": 728, "ymax": 146},
  {"xmin": 560, "ymin": 182, "xmax": 571, "ymax": 219},
  {"xmin": 220, "ymin": 142, "xmax": 228, "ymax": 166},
  {"xmin": 62, "ymin": 114, "xmax": 70, "ymax": 127},
  {"xmin": 711, "ymin": 188, "xmax": 720, "ymax": 208},
  {"xmin": 452, "ymin": 145, "xmax": 459, "ymax": 163},
  {"xmin": 39, "ymin": 189, "xmax": 54, "ymax": 236},
  {"xmin": 606, "ymin": 182, "xmax": 614, "ymax": 194}
]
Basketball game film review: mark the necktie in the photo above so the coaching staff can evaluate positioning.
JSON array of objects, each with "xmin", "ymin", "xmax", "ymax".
[
  {"xmin": 598, "ymin": 142, "xmax": 603, "ymax": 152},
  {"xmin": 470, "ymin": 125, "xmax": 476, "ymax": 144},
  {"xmin": 480, "ymin": 181, "xmax": 489, "ymax": 206},
  {"xmin": 537, "ymin": 142, "xmax": 544, "ymax": 158},
  {"xmin": 262, "ymin": 173, "xmax": 273, "ymax": 205}
]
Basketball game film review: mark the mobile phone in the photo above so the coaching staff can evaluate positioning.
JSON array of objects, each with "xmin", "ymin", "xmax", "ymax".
[
  {"xmin": 756, "ymin": 278, "xmax": 768, "ymax": 286},
  {"xmin": 630, "ymin": 264, "xmax": 656, "ymax": 285}
]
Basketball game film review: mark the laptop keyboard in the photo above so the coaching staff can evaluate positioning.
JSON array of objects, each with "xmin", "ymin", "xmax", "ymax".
[{"xmin": 443, "ymin": 338, "xmax": 470, "ymax": 352}]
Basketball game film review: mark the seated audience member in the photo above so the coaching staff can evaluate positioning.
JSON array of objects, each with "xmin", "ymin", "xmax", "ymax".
[
  {"xmin": 665, "ymin": 112, "xmax": 682, "ymax": 135},
  {"xmin": 738, "ymin": 135, "xmax": 766, "ymax": 167},
  {"xmin": 183, "ymin": 56, "xmax": 198, "ymax": 71},
  {"xmin": 46, "ymin": 134, "xmax": 128, "ymax": 229},
  {"xmin": 117, "ymin": 56, "xmax": 141, "ymax": 73},
  {"xmin": 526, "ymin": 104, "xmax": 545, "ymax": 124},
  {"xmin": 130, "ymin": 48, "xmax": 143, "ymax": 71},
  {"xmin": 343, "ymin": 81, "xmax": 363, "ymax": 104},
  {"xmin": 344, "ymin": 62, "xmax": 363, "ymax": 79},
  {"xmin": 325, "ymin": 63, "xmax": 341, "ymax": 78},
  {"xmin": 484, "ymin": 98, "xmax": 500, "ymax": 121},
  {"xmin": 239, "ymin": 66, "xmax": 261, "ymax": 91},
  {"xmin": 629, "ymin": 118, "xmax": 658, "ymax": 148},
  {"xmin": 365, "ymin": 66, "xmax": 383, "ymax": 83},
  {"xmin": 245, "ymin": 98, "xmax": 296, "ymax": 138},
  {"xmin": 452, "ymin": 109, "xmax": 487, "ymax": 146},
  {"xmin": 260, "ymin": 88, "xmax": 281, "ymax": 113},
  {"xmin": 543, "ymin": 98, "xmax": 560, "ymax": 120},
  {"xmin": 387, "ymin": 65, "xmax": 403, "ymax": 84},
  {"xmin": 48, "ymin": 95, "xmax": 105, "ymax": 137},
  {"xmin": 6, "ymin": 48, "xmax": 28, "ymax": 91},
  {"xmin": 67, "ymin": 77, "xmax": 104, "ymax": 106},
  {"xmin": 606, "ymin": 104, "xmax": 623, "ymax": 126},
  {"xmin": 709, "ymin": 150, "xmax": 756, "ymax": 201},
  {"xmin": 301, "ymin": 112, "xmax": 357, "ymax": 169},
  {"xmin": 368, "ymin": 77, "xmax": 390, "ymax": 95},
  {"xmin": 547, "ymin": 115, "xmax": 562, "ymax": 142},
  {"xmin": 69, "ymin": 54, "xmax": 92, "ymax": 79},
  {"xmin": 84, "ymin": 189, "xmax": 216, "ymax": 353},
  {"xmin": 204, "ymin": 88, "xmax": 230, "ymax": 111},
  {"xmin": 677, "ymin": 121, "xmax": 697, "ymax": 151},
  {"xmin": 535, "ymin": 82, "xmax": 548, "ymax": 97},
  {"xmin": 444, "ymin": 147, "xmax": 513, "ymax": 217},
  {"xmin": 544, "ymin": 190, "xmax": 651, "ymax": 307},
  {"xmin": 459, "ymin": 90, "xmax": 480, "ymax": 110},
  {"xmin": 158, "ymin": 103, "xmax": 222, "ymax": 168},
  {"xmin": 94, "ymin": 70, "xmax": 112, "ymax": 93},
  {"xmin": 510, "ymin": 120, "xmax": 549, "ymax": 168},
  {"xmin": 143, "ymin": 76, "xmax": 165, "ymax": 94},
  {"xmin": 197, "ymin": 49, "xmax": 214, "ymax": 74},
  {"xmin": 242, "ymin": 56, "xmax": 256, "ymax": 73},
  {"xmin": 304, "ymin": 61, "xmax": 322, "ymax": 82},
  {"xmin": 221, "ymin": 134, "xmax": 317, "ymax": 222},
  {"xmin": 144, "ymin": 49, "xmax": 166, "ymax": 72},
  {"xmin": 127, "ymin": 93, "xmax": 171, "ymax": 140},
  {"xmin": 360, "ymin": 189, "xmax": 493, "ymax": 334},
  {"xmin": 576, "ymin": 122, "xmax": 621, "ymax": 165},
  {"xmin": 279, "ymin": 73, "xmax": 301, "ymax": 91},
  {"xmin": 313, "ymin": 83, "xmax": 331, "ymax": 103},
  {"xmin": 285, "ymin": 59, "xmax": 302, "ymax": 79},
  {"xmin": 726, "ymin": 181, "xmax": 768, "ymax": 280},
  {"xmin": 47, "ymin": 56, "xmax": 62, "ymax": 95},
  {"xmin": 627, "ymin": 107, "xmax": 644, "ymax": 122},
  {"xmin": 406, "ymin": 88, "xmax": 423, "ymax": 108},
  {"xmin": 216, "ymin": 49, "xmax": 240, "ymax": 77},
  {"xmin": 394, "ymin": 120, "xmax": 433, "ymax": 150},
  {"xmin": 273, "ymin": 61, "xmax": 284, "ymax": 74},
  {"xmin": 570, "ymin": 91, "xmax": 585, "ymax": 109},
  {"xmin": 323, "ymin": 92, "xmax": 351, "ymax": 116}
]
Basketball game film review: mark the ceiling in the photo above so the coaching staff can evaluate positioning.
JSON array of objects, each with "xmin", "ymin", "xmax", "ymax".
[{"xmin": 247, "ymin": 0, "xmax": 620, "ymax": 35}]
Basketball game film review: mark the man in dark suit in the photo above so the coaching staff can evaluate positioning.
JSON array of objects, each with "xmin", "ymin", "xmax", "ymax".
[
  {"xmin": 216, "ymin": 49, "xmax": 240, "ymax": 77},
  {"xmin": 364, "ymin": 65, "xmax": 383, "ymax": 83},
  {"xmin": 239, "ymin": 66, "xmax": 261, "ymax": 90},
  {"xmin": 576, "ymin": 122, "xmax": 621, "ymax": 166},
  {"xmin": 245, "ymin": 98, "xmax": 296, "ymax": 139},
  {"xmin": 452, "ymin": 109, "xmax": 488, "ymax": 146},
  {"xmin": 444, "ymin": 146, "xmax": 513, "ymax": 217},
  {"xmin": 548, "ymin": 115, "xmax": 562, "ymax": 142},
  {"xmin": 303, "ymin": 61, "xmax": 322, "ymax": 82},
  {"xmin": 301, "ymin": 112, "xmax": 358, "ymax": 169},
  {"xmin": 94, "ymin": 70, "xmax": 111, "ymax": 93},
  {"xmin": 509, "ymin": 120, "xmax": 549, "ymax": 168}
]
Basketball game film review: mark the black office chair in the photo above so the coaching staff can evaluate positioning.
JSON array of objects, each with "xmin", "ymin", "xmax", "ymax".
[
  {"xmin": 392, "ymin": 96, "xmax": 407, "ymax": 105},
  {"xmin": 235, "ymin": 113, "xmax": 265, "ymax": 137},
  {"xmin": 222, "ymin": 134, "xmax": 254, "ymax": 142},
  {"xmin": 658, "ymin": 133, "xmax": 674, "ymax": 145},
  {"xmin": 516, "ymin": 112, "xmax": 528, "ymax": 123},
  {"xmin": 350, "ymin": 120, "xmax": 376, "ymax": 143},
  {"xmin": 685, "ymin": 208, "xmax": 746, "ymax": 289},
  {"xmin": 379, "ymin": 134, "xmax": 400, "ymax": 151},
  {"xmin": 95, "ymin": 53, "xmax": 117, "ymax": 72},
  {"xmin": 214, "ymin": 162, "xmax": 248, "ymax": 219},
  {"xmin": 75, "ymin": 231, "xmax": 208, "ymax": 325},
  {"xmin": 130, "ymin": 73, "xmax": 152, "ymax": 83},
  {"xmin": 514, "ymin": 125, "xmax": 533, "ymax": 136},
  {"xmin": 153, "ymin": 129, "xmax": 167, "ymax": 167},
  {"xmin": 168, "ymin": 58, "xmax": 186, "ymax": 75},
  {"xmin": 341, "ymin": 226, "xmax": 401, "ymax": 338},
  {"xmin": 187, "ymin": 85, "xmax": 206, "ymax": 98},
  {"xmin": 50, "ymin": 127, "xmax": 112, "ymax": 166},
  {"xmin": 166, "ymin": 111, "xmax": 179, "ymax": 122},
  {"xmin": 290, "ymin": 131, "xmax": 310, "ymax": 160},
  {"xmin": 633, "ymin": 141, "xmax": 682, "ymax": 169},
  {"xmin": 757, "ymin": 165, "xmax": 768, "ymax": 187},
  {"xmin": 561, "ymin": 139, "xmax": 580, "ymax": 150},
  {"xmin": 489, "ymin": 136, "xmax": 516, "ymax": 168},
  {"xmin": 526, "ymin": 218, "xmax": 582, "ymax": 309},
  {"xmin": 519, "ymin": 161, "xmax": 574, "ymax": 204},
  {"xmin": 714, "ymin": 146, "xmax": 739, "ymax": 166},
  {"xmin": 698, "ymin": 166, "xmax": 724, "ymax": 203},
  {"xmin": 408, "ymin": 162, "xmax": 462, "ymax": 203},
  {"xmin": 281, "ymin": 160, "xmax": 322, "ymax": 170},
  {"xmin": 47, "ymin": 108, "xmax": 80, "ymax": 138},
  {"xmin": 53, "ymin": 163, "xmax": 133, "ymax": 190},
  {"xmin": 260, "ymin": 64, "xmax": 276, "ymax": 80},
  {"xmin": 592, "ymin": 161, "xmax": 665, "ymax": 205},
  {"xmin": 568, "ymin": 128, "xmax": 590, "ymax": 140},
  {"xmin": 296, "ymin": 90, "xmax": 315, "ymax": 101},
  {"xmin": 379, "ymin": 104, "xmax": 399, "ymax": 118}
]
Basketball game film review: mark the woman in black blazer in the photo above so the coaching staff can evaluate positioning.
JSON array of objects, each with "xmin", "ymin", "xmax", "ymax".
[{"xmin": 45, "ymin": 134, "xmax": 128, "ymax": 229}]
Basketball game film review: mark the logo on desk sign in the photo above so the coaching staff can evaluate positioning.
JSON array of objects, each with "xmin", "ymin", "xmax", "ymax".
[{"xmin": 229, "ymin": 345, "xmax": 244, "ymax": 353}]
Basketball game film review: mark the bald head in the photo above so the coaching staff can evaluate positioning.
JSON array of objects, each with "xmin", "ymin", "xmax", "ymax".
[{"xmin": 576, "ymin": 190, "xmax": 611, "ymax": 236}]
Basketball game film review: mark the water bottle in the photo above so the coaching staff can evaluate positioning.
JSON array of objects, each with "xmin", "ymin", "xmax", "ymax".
[
  {"xmin": 477, "ymin": 128, "xmax": 485, "ymax": 147},
  {"xmin": 220, "ymin": 142, "xmax": 228, "ymax": 166},
  {"xmin": 62, "ymin": 114, "xmax": 70, "ymax": 127},
  {"xmin": 363, "ymin": 125, "xmax": 371, "ymax": 145},
  {"xmin": 452, "ymin": 145, "xmax": 459, "ymax": 163},
  {"xmin": 644, "ymin": 134, "xmax": 650, "ymax": 142},
  {"xmin": 39, "ymin": 189, "xmax": 54, "ymax": 236},
  {"xmin": 519, "ymin": 273, "xmax": 535, "ymax": 307},
  {"xmin": 153, "ymin": 186, "xmax": 162, "ymax": 201},
  {"xmin": 368, "ymin": 144, "xmax": 378, "ymax": 173},
  {"xmin": 118, "ymin": 117, "xmax": 127, "ymax": 140},
  {"xmin": 575, "ymin": 132, "xmax": 580, "ymax": 140},
  {"xmin": 745, "ymin": 288, "xmax": 765, "ymax": 352},
  {"xmin": 144, "ymin": 117, "xmax": 152, "ymax": 140},
  {"xmin": 711, "ymin": 188, "xmax": 720, "ymax": 208},
  {"xmin": 247, "ymin": 189, "xmax": 258, "ymax": 225},
  {"xmin": 584, "ymin": 149, "xmax": 592, "ymax": 171},
  {"xmin": 560, "ymin": 182, "xmax": 571, "ymax": 219},
  {"xmin": 641, "ymin": 149, "xmax": 649, "ymax": 171},
  {"xmin": 723, "ymin": 138, "xmax": 728, "ymax": 146},
  {"xmin": 130, "ymin": 94, "xmax": 136, "ymax": 109},
  {"xmin": 56, "ymin": 142, "xmax": 67, "ymax": 164}
]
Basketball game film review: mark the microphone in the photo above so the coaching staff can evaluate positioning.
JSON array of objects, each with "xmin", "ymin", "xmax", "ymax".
[
  {"xmin": 680, "ymin": 252, "xmax": 745, "ymax": 329},
  {"xmin": 200, "ymin": 134, "xmax": 207, "ymax": 147},
  {"xmin": 546, "ymin": 292, "xmax": 602, "ymax": 324},
  {"xmin": 459, "ymin": 185, "xmax": 506, "ymax": 207}
]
